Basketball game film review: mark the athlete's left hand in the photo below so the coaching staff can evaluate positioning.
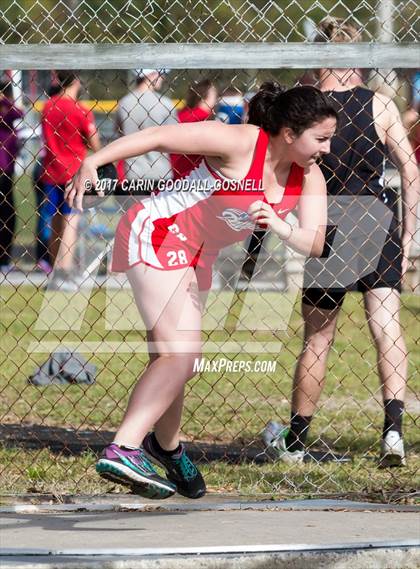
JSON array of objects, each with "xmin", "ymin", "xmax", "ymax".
[{"xmin": 248, "ymin": 201, "xmax": 290, "ymax": 238}]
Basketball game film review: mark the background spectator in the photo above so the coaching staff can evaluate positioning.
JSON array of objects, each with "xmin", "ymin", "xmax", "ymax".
[
  {"xmin": 41, "ymin": 70, "xmax": 100, "ymax": 290},
  {"xmin": 0, "ymin": 79, "xmax": 24, "ymax": 274},
  {"xmin": 268, "ymin": 17, "xmax": 419, "ymax": 468},
  {"xmin": 171, "ymin": 79, "xmax": 218, "ymax": 179},
  {"xmin": 116, "ymin": 69, "xmax": 176, "ymax": 193},
  {"xmin": 33, "ymin": 83, "xmax": 62, "ymax": 274}
]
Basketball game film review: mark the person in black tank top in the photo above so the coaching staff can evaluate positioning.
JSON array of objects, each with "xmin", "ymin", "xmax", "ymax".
[
  {"xmin": 320, "ymin": 87, "xmax": 387, "ymax": 197},
  {"xmin": 267, "ymin": 18, "xmax": 419, "ymax": 468}
]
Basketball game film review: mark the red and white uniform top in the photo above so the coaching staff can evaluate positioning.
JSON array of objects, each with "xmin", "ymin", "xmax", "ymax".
[{"xmin": 112, "ymin": 128, "xmax": 304, "ymax": 290}]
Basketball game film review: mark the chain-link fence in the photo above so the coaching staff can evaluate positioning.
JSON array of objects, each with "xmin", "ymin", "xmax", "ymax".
[
  {"xmin": 0, "ymin": 1, "xmax": 419, "ymax": 501},
  {"xmin": 1, "ymin": 0, "xmax": 418, "ymax": 43}
]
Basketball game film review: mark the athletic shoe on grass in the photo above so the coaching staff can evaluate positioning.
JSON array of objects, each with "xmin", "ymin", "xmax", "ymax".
[
  {"xmin": 143, "ymin": 433, "xmax": 206, "ymax": 499},
  {"xmin": 261, "ymin": 422, "xmax": 304, "ymax": 465},
  {"xmin": 96, "ymin": 443, "xmax": 176, "ymax": 499},
  {"xmin": 48, "ymin": 269, "xmax": 81, "ymax": 292},
  {"xmin": 379, "ymin": 430, "xmax": 406, "ymax": 468}
]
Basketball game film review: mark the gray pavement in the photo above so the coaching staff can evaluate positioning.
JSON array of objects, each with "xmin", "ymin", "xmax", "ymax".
[{"xmin": 0, "ymin": 498, "xmax": 419, "ymax": 568}]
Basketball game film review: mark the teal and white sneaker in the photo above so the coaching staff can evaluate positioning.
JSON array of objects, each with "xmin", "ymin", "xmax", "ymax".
[
  {"xmin": 379, "ymin": 431, "xmax": 406, "ymax": 468},
  {"xmin": 96, "ymin": 443, "xmax": 176, "ymax": 499},
  {"xmin": 261, "ymin": 421, "xmax": 305, "ymax": 464}
]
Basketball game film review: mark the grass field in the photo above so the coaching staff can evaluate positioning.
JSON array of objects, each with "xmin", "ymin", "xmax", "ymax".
[
  {"xmin": 0, "ymin": 284, "xmax": 418, "ymax": 501},
  {"xmin": 2, "ymin": 175, "xmax": 420, "ymax": 500}
]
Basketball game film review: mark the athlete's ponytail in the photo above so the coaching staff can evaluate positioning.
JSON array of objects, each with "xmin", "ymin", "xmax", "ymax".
[{"xmin": 248, "ymin": 81, "xmax": 338, "ymax": 136}]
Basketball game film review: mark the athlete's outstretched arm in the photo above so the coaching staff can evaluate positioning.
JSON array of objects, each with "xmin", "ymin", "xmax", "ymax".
[
  {"xmin": 248, "ymin": 164, "xmax": 327, "ymax": 257},
  {"xmin": 65, "ymin": 122, "xmax": 245, "ymax": 210}
]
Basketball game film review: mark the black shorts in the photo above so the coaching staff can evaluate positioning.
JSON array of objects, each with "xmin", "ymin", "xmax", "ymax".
[{"xmin": 302, "ymin": 225, "xmax": 402, "ymax": 311}]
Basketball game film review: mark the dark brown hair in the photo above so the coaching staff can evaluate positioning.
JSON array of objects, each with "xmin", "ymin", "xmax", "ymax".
[
  {"xmin": 56, "ymin": 70, "xmax": 79, "ymax": 89},
  {"xmin": 248, "ymin": 81, "xmax": 338, "ymax": 136},
  {"xmin": 185, "ymin": 79, "xmax": 215, "ymax": 109}
]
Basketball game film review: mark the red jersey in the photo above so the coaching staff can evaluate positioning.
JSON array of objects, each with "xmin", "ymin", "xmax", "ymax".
[
  {"xmin": 41, "ymin": 95, "xmax": 96, "ymax": 184},
  {"xmin": 112, "ymin": 129, "xmax": 304, "ymax": 290},
  {"xmin": 170, "ymin": 106, "xmax": 212, "ymax": 179}
]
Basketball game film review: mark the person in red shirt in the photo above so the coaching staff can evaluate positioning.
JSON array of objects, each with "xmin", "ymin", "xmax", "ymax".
[
  {"xmin": 170, "ymin": 79, "xmax": 218, "ymax": 179},
  {"xmin": 41, "ymin": 70, "xmax": 100, "ymax": 289}
]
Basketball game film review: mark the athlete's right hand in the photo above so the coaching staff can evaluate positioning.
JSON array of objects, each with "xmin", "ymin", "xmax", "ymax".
[{"xmin": 65, "ymin": 158, "xmax": 99, "ymax": 211}]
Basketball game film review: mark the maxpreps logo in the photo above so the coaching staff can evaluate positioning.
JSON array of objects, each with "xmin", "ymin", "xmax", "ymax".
[{"xmin": 217, "ymin": 208, "xmax": 256, "ymax": 231}]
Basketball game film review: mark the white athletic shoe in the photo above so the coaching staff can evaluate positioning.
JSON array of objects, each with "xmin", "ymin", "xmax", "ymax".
[
  {"xmin": 47, "ymin": 269, "xmax": 81, "ymax": 292},
  {"xmin": 261, "ymin": 421, "xmax": 305, "ymax": 464},
  {"xmin": 379, "ymin": 430, "xmax": 406, "ymax": 467}
]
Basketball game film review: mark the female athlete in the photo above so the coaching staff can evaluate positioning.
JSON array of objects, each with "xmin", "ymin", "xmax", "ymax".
[{"xmin": 66, "ymin": 82, "xmax": 337, "ymax": 499}]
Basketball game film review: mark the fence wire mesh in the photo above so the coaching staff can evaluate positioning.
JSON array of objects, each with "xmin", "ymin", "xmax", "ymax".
[
  {"xmin": 1, "ymin": 0, "xmax": 419, "ymax": 43},
  {"xmin": 0, "ymin": 1, "xmax": 419, "ymax": 502}
]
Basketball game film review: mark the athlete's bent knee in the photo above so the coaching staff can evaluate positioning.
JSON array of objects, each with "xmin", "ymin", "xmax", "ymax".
[
  {"xmin": 155, "ymin": 353, "xmax": 201, "ymax": 382},
  {"xmin": 304, "ymin": 331, "xmax": 334, "ymax": 358}
]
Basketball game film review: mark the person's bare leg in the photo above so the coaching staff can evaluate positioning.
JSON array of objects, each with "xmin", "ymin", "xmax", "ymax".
[
  {"xmin": 154, "ymin": 389, "xmax": 185, "ymax": 450},
  {"xmin": 113, "ymin": 264, "xmax": 202, "ymax": 448},
  {"xmin": 142, "ymin": 329, "xmax": 185, "ymax": 451},
  {"xmin": 50, "ymin": 213, "xmax": 80, "ymax": 270},
  {"xmin": 363, "ymin": 288, "xmax": 407, "ymax": 436},
  {"xmin": 282, "ymin": 301, "xmax": 341, "ymax": 454},
  {"xmin": 153, "ymin": 290, "xmax": 208, "ymax": 451},
  {"xmin": 292, "ymin": 302, "xmax": 341, "ymax": 416},
  {"xmin": 49, "ymin": 213, "xmax": 63, "ymax": 267},
  {"xmin": 55, "ymin": 213, "xmax": 80, "ymax": 270}
]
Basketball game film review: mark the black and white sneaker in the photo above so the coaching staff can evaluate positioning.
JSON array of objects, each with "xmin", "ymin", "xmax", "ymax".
[
  {"xmin": 379, "ymin": 430, "xmax": 406, "ymax": 467},
  {"xmin": 143, "ymin": 433, "xmax": 206, "ymax": 499},
  {"xmin": 261, "ymin": 422, "xmax": 304, "ymax": 464}
]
